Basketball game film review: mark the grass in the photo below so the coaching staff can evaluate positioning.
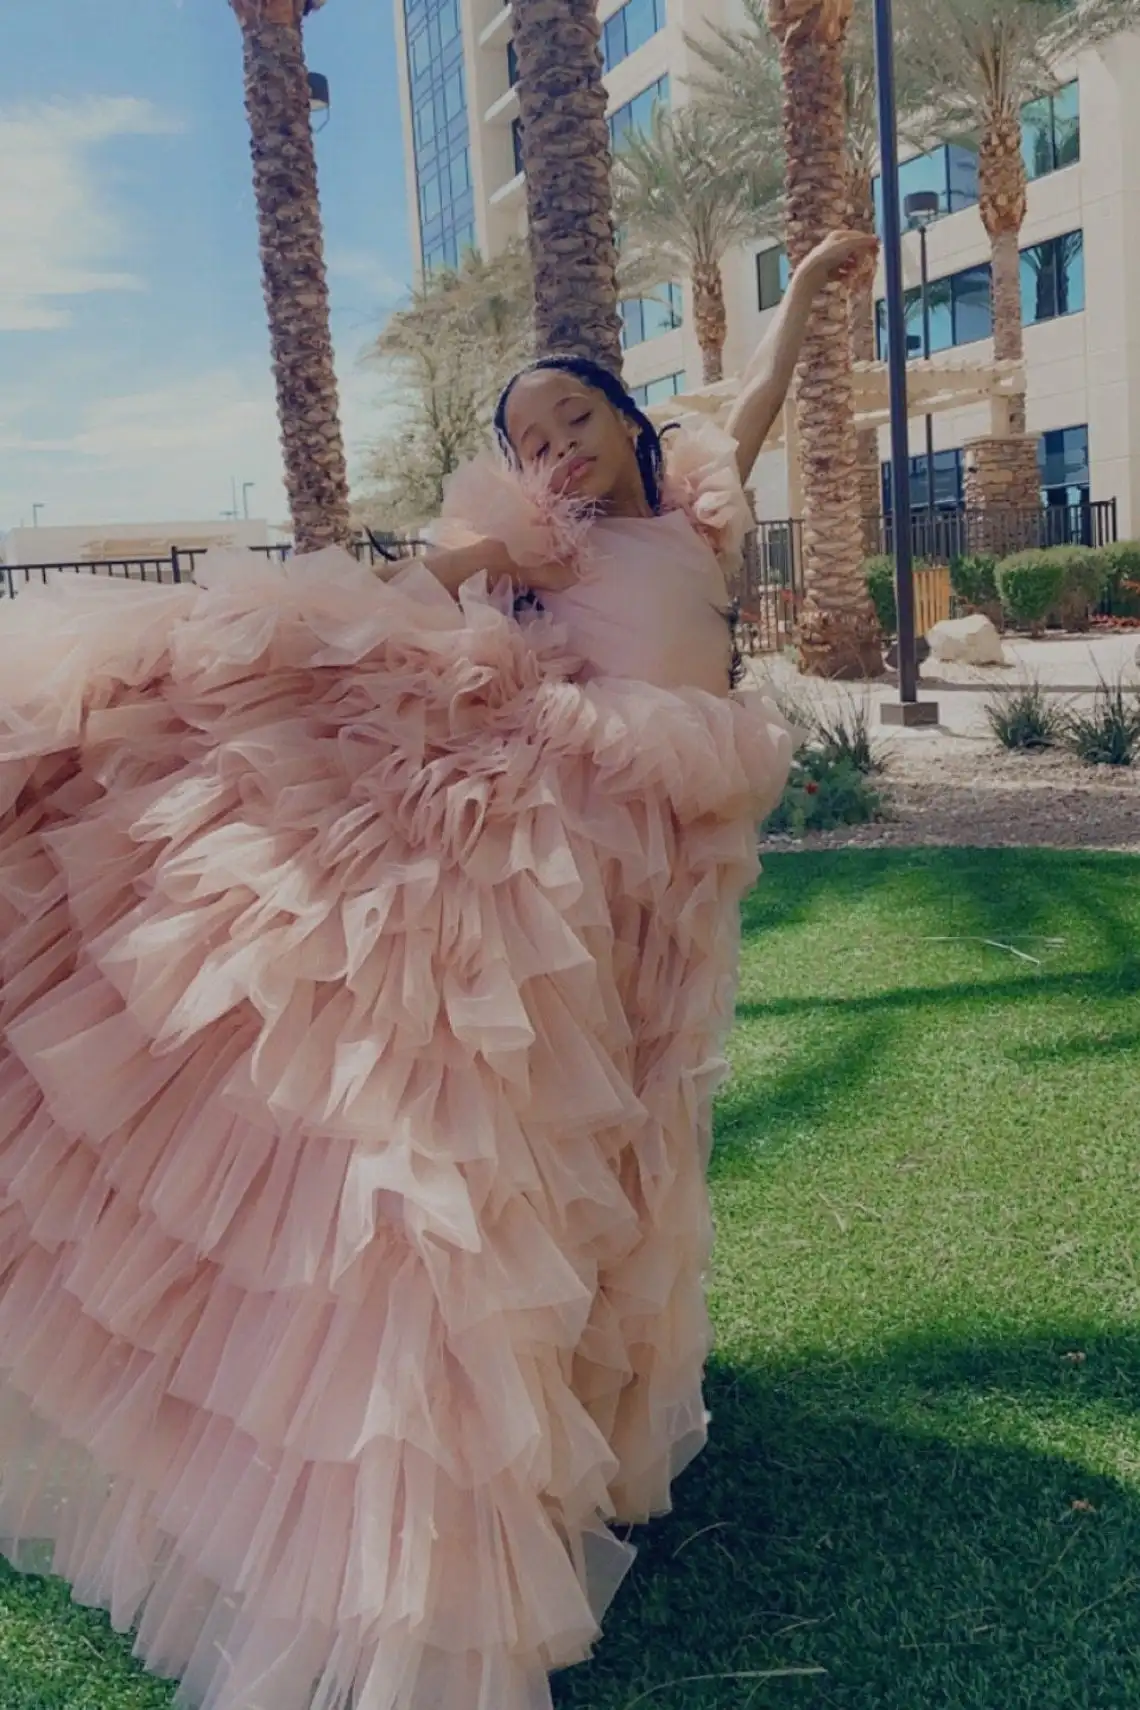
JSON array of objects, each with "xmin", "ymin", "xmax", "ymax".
[{"xmin": 4, "ymin": 849, "xmax": 1140, "ymax": 1708}]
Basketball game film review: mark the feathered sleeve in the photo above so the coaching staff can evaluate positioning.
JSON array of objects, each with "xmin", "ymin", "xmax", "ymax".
[
  {"xmin": 424, "ymin": 448, "xmax": 593, "ymax": 573},
  {"xmin": 660, "ymin": 415, "xmax": 752, "ymax": 572}
]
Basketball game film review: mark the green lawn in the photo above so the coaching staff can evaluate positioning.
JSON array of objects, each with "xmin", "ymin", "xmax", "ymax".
[{"xmin": 4, "ymin": 848, "xmax": 1140, "ymax": 1709}]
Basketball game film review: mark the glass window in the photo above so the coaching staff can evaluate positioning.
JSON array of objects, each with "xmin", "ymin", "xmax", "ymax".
[
  {"xmin": 1038, "ymin": 424, "xmax": 1089, "ymax": 506},
  {"xmin": 512, "ymin": 117, "xmax": 524, "ymax": 176},
  {"xmin": 875, "ymin": 262, "xmax": 993, "ymax": 357},
  {"xmin": 405, "ymin": 0, "xmax": 475, "ymax": 269},
  {"xmin": 1022, "ymin": 80, "xmax": 1080, "ymax": 181},
  {"xmin": 951, "ymin": 265, "xmax": 993, "ymax": 345},
  {"xmin": 601, "ymin": 0, "xmax": 664, "ymax": 72},
  {"xmin": 873, "ymin": 141, "xmax": 980, "ymax": 235},
  {"xmin": 629, "ymin": 370, "xmax": 685, "ymax": 407},
  {"xmin": 1021, "ymin": 230, "xmax": 1084, "ymax": 324},
  {"xmin": 756, "ymin": 246, "xmax": 789, "ymax": 311},
  {"xmin": 507, "ymin": 38, "xmax": 518, "ymax": 86},
  {"xmin": 881, "ymin": 449, "xmax": 964, "ymax": 515},
  {"xmin": 609, "ymin": 74, "xmax": 669, "ymax": 147},
  {"xmin": 945, "ymin": 144, "xmax": 979, "ymax": 213},
  {"xmin": 621, "ymin": 283, "xmax": 682, "ymax": 348}
]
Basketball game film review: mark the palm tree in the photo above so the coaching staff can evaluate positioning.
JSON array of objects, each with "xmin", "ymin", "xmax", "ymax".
[
  {"xmin": 896, "ymin": 0, "xmax": 1138, "ymax": 438},
  {"xmin": 690, "ymin": 2, "xmax": 898, "ymax": 541},
  {"xmin": 764, "ymin": 0, "xmax": 883, "ymax": 678},
  {"xmin": 512, "ymin": 0, "xmax": 624, "ymax": 371},
  {"xmin": 229, "ymin": 0, "xmax": 352, "ymax": 553},
  {"xmin": 612, "ymin": 106, "xmax": 781, "ymax": 383}
]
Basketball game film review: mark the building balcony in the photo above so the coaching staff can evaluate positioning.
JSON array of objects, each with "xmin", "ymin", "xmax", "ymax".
[
  {"xmin": 484, "ymin": 84, "xmax": 520, "ymax": 125},
  {"xmin": 478, "ymin": 4, "xmax": 512, "ymax": 48},
  {"xmin": 490, "ymin": 169, "xmax": 525, "ymax": 209}
]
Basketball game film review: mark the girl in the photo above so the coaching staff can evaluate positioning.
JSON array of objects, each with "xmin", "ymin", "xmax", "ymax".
[{"xmin": 0, "ymin": 229, "xmax": 872, "ymax": 1710}]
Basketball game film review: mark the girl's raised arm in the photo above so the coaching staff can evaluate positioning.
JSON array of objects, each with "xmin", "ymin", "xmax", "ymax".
[{"xmin": 725, "ymin": 230, "xmax": 879, "ymax": 484}]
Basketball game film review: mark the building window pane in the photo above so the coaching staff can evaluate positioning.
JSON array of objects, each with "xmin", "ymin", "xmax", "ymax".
[
  {"xmin": 609, "ymin": 74, "xmax": 669, "ymax": 148},
  {"xmin": 1038, "ymin": 424, "xmax": 1089, "ymax": 506},
  {"xmin": 951, "ymin": 265, "xmax": 993, "ymax": 345},
  {"xmin": 405, "ymin": 0, "xmax": 474, "ymax": 269},
  {"xmin": 874, "ymin": 142, "xmax": 980, "ymax": 236},
  {"xmin": 1052, "ymin": 80, "xmax": 1080, "ymax": 169},
  {"xmin": 756, "ymin": 246, "xmax": 788, "ymax": 311},
  {"xmin": 945, "ymin": 144, "xmax": 979, "ymax": 213},
  {"xmin": 1021, "ymin": 230, "xmax": 1084, "ymax": 324},
  {"xmin": 507, "ymin": 37, "xmax": 518, "ymax": 86},
  {"xmin": 1022, "ymin": 80, "xmax": 1080, "ymax": 181},
  {"xmin": 881, "ymin": 448, "xmax": 964, "ymax": 515},
  {"xmin": 512, "ymin": 116, "xmax": 524, "ymax": 176},
  {"xmin": 600, "ymin": 0, "xmax": 665, "ymax": 72}
]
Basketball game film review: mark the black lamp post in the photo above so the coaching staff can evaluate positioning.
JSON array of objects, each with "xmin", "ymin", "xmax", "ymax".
[
  {"xmin": 873, "ymin": 0, "xmax": 939, "ymax": 727},
  {"xmin": 904, "ymin": 188, "xmax": 939, "ymax": 545}
]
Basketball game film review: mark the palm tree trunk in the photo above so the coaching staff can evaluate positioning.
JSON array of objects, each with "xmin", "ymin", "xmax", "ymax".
[
  {"xmin": 846, "ymin": 163, "xmax": 881, "ymax": 552},
  {"xmin": 513, "ymin": 0, "xmax": 623, "ymax": 372},
  {"xmin": 979, "ymin": 109, "xmax": 1028, "ymax": 436},
  {"xmin": 692, "ymin": 263, "xmax": 727, "ymax": 384},
  {"xmin": 232, "ymin": 0, "xmax": 352, "ymax": 554},
  {"xmin": 771, "ymin": 0, "xmax": 882, "ymax": 678}
]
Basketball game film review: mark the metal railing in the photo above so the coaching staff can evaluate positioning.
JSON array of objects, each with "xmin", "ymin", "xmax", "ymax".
[
  {"xmin": 0, "ymin": 535, "xmax": 422, "ymax": 600},
  {"xmin": 870, "ymin": 498, "xmax": 1118, "ymax": 563}
]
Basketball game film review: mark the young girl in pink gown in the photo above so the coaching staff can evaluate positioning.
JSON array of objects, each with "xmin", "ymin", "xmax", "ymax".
[{"xmin": 0, "ymin": 231, "xmax": 872, "ymax": 1710}]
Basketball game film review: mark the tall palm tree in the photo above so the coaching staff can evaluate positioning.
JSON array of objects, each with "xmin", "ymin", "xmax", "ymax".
[
  {"xmin": 229, "ymin": 0, "xmax": 352, "ymax": 553},
  {"xmin": 896, "ymin": 0, "xmax": 1138, "ymax": 437},
  {"xmin": 690, "ymin": 2, "xmax": 898, "ymax": 540},
  {"xmin": 512, "ymin": 0, "xmax": 624, "ymax": 371},
  {"xmin": 612, "ymin": 106, "xmax": 781, "ymax": 383},
  {"xmin": 765, "ymin": 0, "xmax": 883, "ymax": 678}
]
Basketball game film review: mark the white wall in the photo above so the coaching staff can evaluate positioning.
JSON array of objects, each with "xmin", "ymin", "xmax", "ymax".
[{"xmin": 2, "ymin": 519, "xmax": 273, "ymax": 567}]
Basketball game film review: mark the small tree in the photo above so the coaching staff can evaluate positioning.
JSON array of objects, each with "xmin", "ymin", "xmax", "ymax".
[
  {"xmin": 612, "ymin": 105, "xmax": 781, "ymax": 383},
  {"xmin": 358, "ymin": 246, "xmax": 533, "ymax": 529}
]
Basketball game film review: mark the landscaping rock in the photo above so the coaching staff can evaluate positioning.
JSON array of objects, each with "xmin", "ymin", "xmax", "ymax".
[{"xmin": 928, "ymin": 614, "xmax": 1008, "ymax": 667}]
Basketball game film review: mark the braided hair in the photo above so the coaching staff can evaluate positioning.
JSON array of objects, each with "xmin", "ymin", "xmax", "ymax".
[
  {"xmin": 493, "ymin": 355, "xmax": 743, "ymax": 687},
  {"xmin": 493, "ymin": 355, "xmax": 668, "ymax": 514}
]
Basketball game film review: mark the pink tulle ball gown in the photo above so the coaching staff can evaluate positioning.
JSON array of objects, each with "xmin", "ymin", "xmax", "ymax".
[{"xmin": 0, "ymin": 418, "xmax": 792, "ymax": 1710}]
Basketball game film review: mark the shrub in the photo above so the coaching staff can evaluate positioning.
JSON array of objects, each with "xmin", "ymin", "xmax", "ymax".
[
  {"xmin": 812, "ymin": 692, "xmax": 883, "ymax": 776},
  {"xmin": 950, "ymin": 553, "xmax": 999, "ymax": 609},
  {"xmin": 986, "ymin": 679, "xmax": 1065, "ymax": 752},
  {"xmin": 764, "ymin": 748, "xmax": 883, "ymax": 837},
  {"xmin": 1098, "ymin": 541, "xmax": 1140, "ymax": 619},
  {"xmin": 996, "ymin": 550, "xmax": 1067, "ymax": 632},
  {"xmin": 1042, "ymin": 544, "xmax": 1109, "ymax": 630},
  {"xmin": 863, "ymin": 556, "xmax": 897, "ymax": 638},
  {"xmin": 1064, "ymin": 676, "xmax": 1140, "ymax": 767}
]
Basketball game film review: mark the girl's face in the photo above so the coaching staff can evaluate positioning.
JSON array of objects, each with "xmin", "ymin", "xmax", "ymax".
[{"xmin": 503, "ymin": 370, "xmax": 648, "ymax": 514}]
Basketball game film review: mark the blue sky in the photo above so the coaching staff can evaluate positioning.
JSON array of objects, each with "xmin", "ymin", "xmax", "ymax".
[{"xmin": 0, "ymin": 0, "xmax": 414, "ymax": 532}]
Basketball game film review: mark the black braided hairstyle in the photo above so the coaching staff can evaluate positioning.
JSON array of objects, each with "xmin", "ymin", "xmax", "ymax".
[{"xmin": 493, "ymin": 355, "xmax": 743, "ymax": 686}]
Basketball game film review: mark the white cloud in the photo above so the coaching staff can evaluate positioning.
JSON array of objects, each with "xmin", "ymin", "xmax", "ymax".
[
  {"xmin": 0, "ymin": 336, "xmax": 403, "ymax": 532},
  {"xmin": 0, "ymin": 96, "xmax": 180, "ymax": 332}
]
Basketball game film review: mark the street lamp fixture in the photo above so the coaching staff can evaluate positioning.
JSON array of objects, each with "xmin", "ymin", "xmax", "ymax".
[
  {"xmin": 31, "ymin": 504, "xmax": 45, "ymax": 528},
  {"xmin": 873, "ymin": 0, "xmax": 939, "ymax": 727},
  {"xmin": 308, "ymin": 72, "xmax": 330, "ymax": 130}
]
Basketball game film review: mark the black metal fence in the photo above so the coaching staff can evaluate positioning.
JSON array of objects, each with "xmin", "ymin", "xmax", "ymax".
[
  {"xmin": 870, "ymin": 498, "xmax": 1119, "ymax": 563},
  {"xmin": 0, "ymin": 535, "xmax": 421, "ymax": 600},
  {"xmin": 733, "ymin": 500, "xmax": 1123, "ymax": 654}
]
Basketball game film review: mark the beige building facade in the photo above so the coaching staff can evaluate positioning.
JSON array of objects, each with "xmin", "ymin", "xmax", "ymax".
[{"xmin": 392, "ymin": 0, "xmax": 1140, "ymax": 536}]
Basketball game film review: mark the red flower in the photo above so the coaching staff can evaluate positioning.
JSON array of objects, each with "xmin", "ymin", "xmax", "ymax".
[{"xmin": 804, "ymin": 781, "xmax": 819, "ymax": 796}]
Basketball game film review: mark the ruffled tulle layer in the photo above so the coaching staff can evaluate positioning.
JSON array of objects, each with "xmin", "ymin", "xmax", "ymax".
[{"xmin": 0, "ymin": 549, "xmax": 792, "ymax": 1710}]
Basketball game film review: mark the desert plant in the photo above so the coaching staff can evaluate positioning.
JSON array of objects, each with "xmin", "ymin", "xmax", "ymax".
[
  {"xmin": 1064, "ymin": 675, "xmax": 1140, "ymax": 766},
  {"xmin": 863, "ymin": 556, "xmax": 898, "ymax": 638},
  {"xmin": 764, "ymin": 747, "xmax": 883, "ymax": 836},
  {"xmin": 812, "ymin": 692, "xmax": 884, "ymax": 775},
  {"xmin": 996, "ymin": 550, "xmax": 1067, "ymax": 633},
  {"xmin": 986, "ymin": 678, "xmax": 1065, "ymax": 751},
  {"xmin": 950, "ymin": 553, "xmax": 999, "ymax": 610}
]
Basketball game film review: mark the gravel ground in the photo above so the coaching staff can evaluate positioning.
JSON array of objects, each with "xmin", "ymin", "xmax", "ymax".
[
  {"xmin": 764, "ymin": 742, "xmax": 1140, "ymax": 853},
  {"xmin": 749, "ymin": 635, "xmax": 1140, "ymax": 854}
]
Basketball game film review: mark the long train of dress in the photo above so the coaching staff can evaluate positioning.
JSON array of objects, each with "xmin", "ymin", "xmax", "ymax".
[{"xmin": 0, "ymin": 549, "xmax": 791, "ymax": 1710}]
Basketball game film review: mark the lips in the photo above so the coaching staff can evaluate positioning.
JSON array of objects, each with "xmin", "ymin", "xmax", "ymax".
[{"xmin": 555, "ymin": 456, "xmax": 594, "ymax": 493}]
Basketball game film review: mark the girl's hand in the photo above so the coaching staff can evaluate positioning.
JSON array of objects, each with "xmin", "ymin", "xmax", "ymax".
[
  {"xmin": 427, "ymin": 536, "xmax": 578, "ymax": 595},
  {"xmin": 800, "ymin": 229, "xmax": 879, "ymax": 288}
]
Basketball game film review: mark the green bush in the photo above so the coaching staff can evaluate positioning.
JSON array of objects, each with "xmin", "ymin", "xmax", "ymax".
[
  {"xmin": 986, "ymin": 679, "xmax": 1065, "ymax": 752},
  {"xmin": 863, "ymin": 556, "xmax": 897, "ymax": 638},
  {"xmin": 812, "ymin": 693, "xmax": 883, "ymax": 776},
  {"xmin": 764, "ymin": 748, "xmax": 883, "ymax": 837},
  {"xmin": 1039, "ymin": 544, "xmax": 1110, "ymax": 630},
  {"xmin": 949, "ymin": 553, "xmax": 999, "ymax": 609},
  {"xmin": 1097, "ymin": 541, "xmax": 1140, "ymax": 618},
  {"xmin": 996, "ymin": 550, "xmax": 1068, "ymax": 631}
]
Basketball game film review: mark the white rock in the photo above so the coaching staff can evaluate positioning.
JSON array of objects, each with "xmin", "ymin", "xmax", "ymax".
[{"xmin": 928, "ymin": 613, "xmax": 1008, "ymax": 667}]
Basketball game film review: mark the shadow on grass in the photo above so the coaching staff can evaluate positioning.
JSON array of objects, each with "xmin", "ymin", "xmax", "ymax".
[{"xmin": 555, "ymin": 1328, "xmax": 1140, "ymax": 1710}]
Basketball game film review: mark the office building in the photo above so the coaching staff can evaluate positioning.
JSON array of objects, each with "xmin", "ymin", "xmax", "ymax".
[{"xmin": 392, "ymin": 0, "xmax": 1140, "ymax": 537}]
